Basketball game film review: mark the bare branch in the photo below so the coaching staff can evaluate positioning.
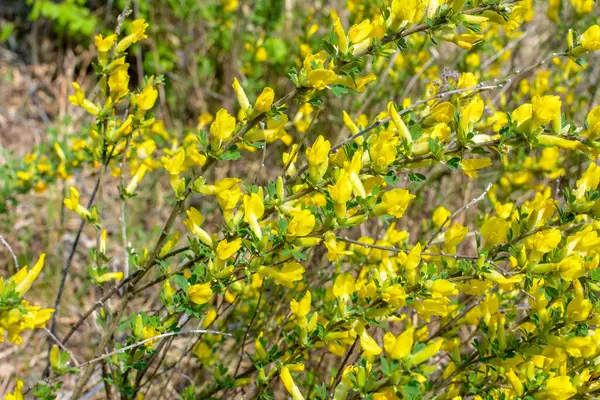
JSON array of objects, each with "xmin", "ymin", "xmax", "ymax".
[
  {"xmin": 79, "ymin": 329, "xmax": 232, "ymax": 367},
  {"xmin": 0, "ymin": 234, "xmax": 19, "ymax": 270}
]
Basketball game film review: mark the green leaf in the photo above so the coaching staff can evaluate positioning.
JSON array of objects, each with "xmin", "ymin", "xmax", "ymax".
[
  {"xmin": 447, "ymin": 157, "xmax": 461, "ymax": 170},
  {"xmin": 401, "ymin": 381, "xmax": 422, "ymax": 400},
  {"xmin": 384, "ymin": 172, "xmax": 400, "ymax": 186},
  {"xmin": 330, "ymin": 84, "xmax": 349, "ymax": 98},
  {"xmin": 220, "ymin": 150, "xmax": 241, "ymax": 160},
  {"xmin": 408, "ymin": 173, "xmax": 426, "ymax": 182},
  {"xmin": 282, "ymin": 248, "xmax": 307, "ymax": 261},
  {"xmin": 544, "ymin": 286, "xmax": 558, "ymax": 300}
]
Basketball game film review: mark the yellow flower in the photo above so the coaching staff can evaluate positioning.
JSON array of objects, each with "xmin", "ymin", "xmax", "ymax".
[
  {"xmin": 505, "ymin": 369, "xmax": 524, "ymax": 395},
  {"xmin": 328, "ymin": 171, "xmax": 353, "ymax": 218},
  {"xmin": 581, "ymin": 25, "xmax": 600, "ymax": 52},
  {"xmin": 95, "ymin": 271, "xmax": 124, "ymax": 284},
  {"xmin": 345, "ymin": 18, "xmax": 384, "ymax": 55},
  {"xmin": 565, "ymin": 336, "xmax": 596, "ymax": 358},
  {"xmin": 567, "ymin": 279, "xmax": 592, "ymax": 322},
  {"xmin": 451, "ymin": 33, "xmax": 484, "ymax": 50},
  {"xmin": 135, "ymin": 84, "xmax": 158, "ymax": 111},
  {"xmin": 108, "ymin": 61, "xmax": 130, "ymax": 101},
  {"xmin": 258, "ymin": 262, "xmax": 305, "ymax": 288},
  {"xmin": 480, "ymin": 216, "xmax": 510, "ymax": 246},
  {"xmin": 456, "ymin": 279, "xmax": 492, "ymax": 296},
  {"xmin": 462, "ymin": 96, "xmax": 484, "ymax": 125},
  {"xmin": 512, "ymin": 103, "xmax": 533, "ymax": 132},
  {"xmin": 575, "ymin": 162, "xmax": 600, "ymax": 199},
  {"xmin": 163, "ymin": 280, "xmax": 175, "ymax": 306},
  {"xmin": 68, "ymin": 82, "xmax": 100, "ymax": 115},
  {"xmin": 414, "ymin": 295, "xmax": 450, "ymax": 321},
  {"xmin": 410, "ymin": 338, "xmax": 443, "ymax": 365},
  {"xmin": 306, "ymin": 135, "xmax": 330, "ymax": 166},
  {"xmin": 116, "ymin": 19, "xmax": 149, "ymax": 53},
  {"xmin": 390, "ymin": 0, "xmax": 426, "ymax": 29},
  {"xmin": 461, "ymin": 158, "xmax": 492, "ymax": 178},
  {"xmin": 210, "ymin": 108, "xmax": 237, "ymax": 141},
  {"xmin": 4, "ymin": 379, "xmax": 23, "ymax": 400},
  {"xmin": 306, "ymin": 135, "xmax": 330, "ymax": 183},
  {"xmin": 216, "ymin": 238, "xmax": 242, "ymax": 260},
  {"xmin": 243, "ymin": 192, "xmax": 265, "ymax": 239},
  {"xmin": 369, "ymin": 131, "xmax": 398, "ymax": 172},
  {"xmin": 162, "ymin": 148, "xmax": 186, "ymax": 176},
  {"xmin": 383, "ymin": 327, "xmax": 414, "ymax": 360},
  {"xmin": 254, "ymin": 332, "xmax": 268, "ymax": 361},
  {"xmin": 95, "ymin": 33, "xmax": 117, "ymax": 52},
  {"xmin": 587, "ymin": 105, "xmax": 600, "ymax": 138},
  {"xmin": 335, "ymin": 73, "xmax": 377, "ymax": 92},
  {"xmin": 287, "ymin": 208, "xmax": 316, "ymax": 237},
  {"xmin": 125, "ymin": 164, "xmax": 148, "ymax": 195},
  {"xmin": 359, "ymin": 329, "xmax": 382, "ymax": 358},
  {"xmin": 432, "ymin": 206, "xmax": 451, "ymax": 228},
  {"xmin": 280, "ymin": 367, "xmax": 305, "ymax": 400},
  {"xmin": 183, "ymin": 207, "xmax": 213, "ymax": 247},
  {"xmin": 222, "ymin": 0, "xmax": 238, "ymax": 12},
  {"xmin": 232, "ymin": 77, "xmax": 250, "ymax": 113},
  {"xmin": 194, "ymin": 341, "xmax": 212, "ymax": 362},
  {"xmin": 430, "ymin": 279, "xmax": 458, "ymax": 296},
  {"xmin": 373, "ymin": 188, "xmax": 416, "ymax": 218},
  {"xmin": 424, "ymin": 102, "xmax": 455, "ymax": 125},
  {"xmin": 540, "ymin": 376, "xmax": 576, "ymax": 399},
  {"xmin": 382, "ymin": 285, "xmax": 406, "ymax": 308},
  {"xmin": 373, "ymin": 388, "xmax": 401, "ymax": 400},
  {"xmin": 10, "ymin": 254, "xmax": 45, "ymax": 297},
  {"xmin": 458, "ymin": 72, "xmax": 478, "ymax": 90},
  {"xmin": 290, "ymin": 291, "xmax": 311, "ymax": 323},
  {"xmin": 253, "ymin": 87, "xmax": 274, "ymax": 115},
  {"xmin": 188, "ymin": 283, "xmax": 213, "ymax": 305},
  {"xmin": 324, "ymin": 232, "xmax": 352, "ymax": 262},
  {"xmin": 202, "ymin": 309, "xmax": 217, "ymax": 329},
  {"xmin": 0, "ymin": 263, "xmax": 54, "ymax": 344},
  {"xmin": 333, "ymin": 273, "xmax": 356, "ymax": 299},
  {"xmin": 306, "ymin": 69, "xmax": 338, "ymax": 90},
  {"xmin": 531, "ymin": 95, "xmax": 561, "ymax": 130},
  {"xmin": 526, "ymin": 229, "xmax": 562, "ymax": 253},
  {"xmin": 95, "ymin": 33, "xmax": 117, "ymax": 64},
  {"xmin": 444, "ymin": 223, "xmax": 468, "ymax": 254},
  {"xmin": 404, "ymin": 242, "xmax": 422, "ymax": 270},
  {"xmin": 333, "ymin": 17, "xmax": 348, "ymax": 54},
  {"xmin": 388, "ymin": 102, "xmax": 412, "ymax": 144},
  {"xmin": 49, "ymin": 345, "xmax": 61, "ymax": 371},
  {"xmin": 63, "ymin": 187, "xmax": 92, "ymax": 219}
]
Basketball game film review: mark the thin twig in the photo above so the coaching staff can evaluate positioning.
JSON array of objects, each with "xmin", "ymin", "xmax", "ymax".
[
  {"xmin": 114, "ymin": 0, "xmax": 132, "ymax": 37},
  {"xmin": 119, "ymin": 136, "xmax": 132, "ymax": 281},
  {"xmin": 355, "ymin": 50, "xmax": 401, "ymax": 117},
  {"xmin": 283, "ymin": 106, "xmax": 322, "ymax": 175},
  {"xmin": 327, "ymin": 337, "xmax": 359, "ymax": 397},
  {"xmin": 424, "ymin": 182, "xmax": 492, "ymax": 249},
  {"xmin": 400, "ymin": 52, "xmax": 436, "ymax": 99},
  {"xmin": 234, "ymin": 280, "xmax": 264, "ymax": 376},
  {"xmin": 50, "ymin": 168, "xmax": 106, "ymax": 335},
  {"xmin": 79, "ymin": 329, "xmax": 231, "ymax": 367},
  {"xmin": 0, "ymin": 234, "xmax": 19, "ymax": 270},
  {"xmin": 338, "ymin": 236, "xmax": 478, "ymax": 260},
  {"xmin": 43, "ymin": 328, "xmax": 80, "ymax": 367}
]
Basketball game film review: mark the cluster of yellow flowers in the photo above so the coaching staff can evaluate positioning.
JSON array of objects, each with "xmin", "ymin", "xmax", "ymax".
[
  {"xmin": 6, "ymin": 0, "xmax": 600, "ymax": 399},
  {"xmin": 0, "ymin": 255, "xmax": 53, "ymax": 345}
]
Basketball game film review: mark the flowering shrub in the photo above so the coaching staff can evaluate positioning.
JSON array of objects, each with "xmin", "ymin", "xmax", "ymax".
[{"xmin": 3, "ymin": 0, "xmax": 600, "ymax": 399}]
